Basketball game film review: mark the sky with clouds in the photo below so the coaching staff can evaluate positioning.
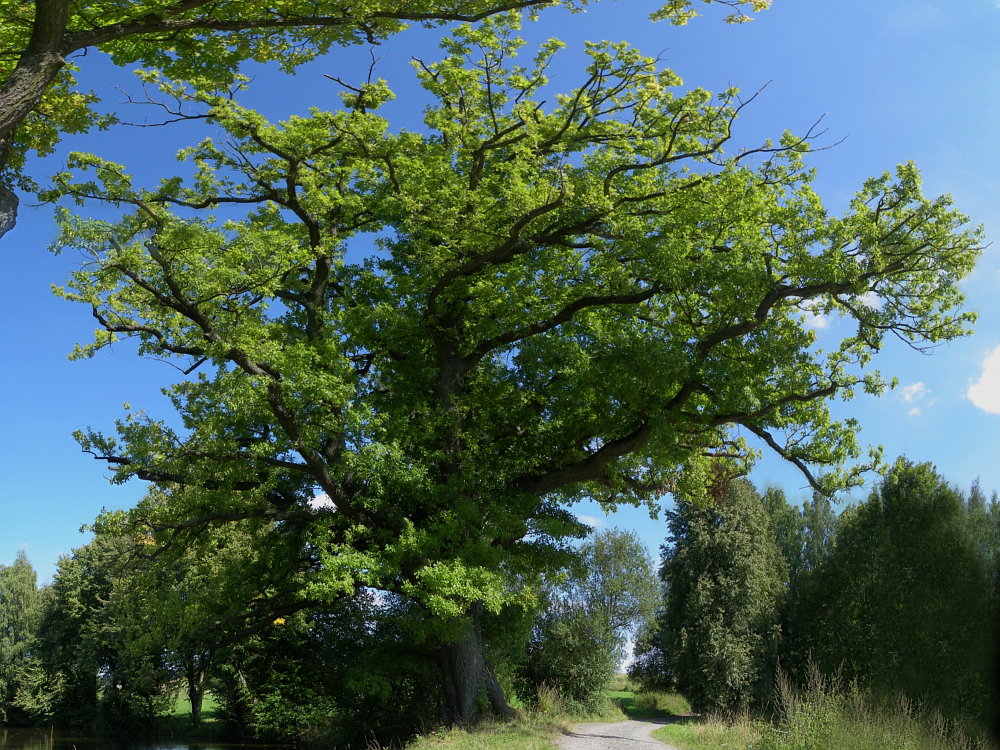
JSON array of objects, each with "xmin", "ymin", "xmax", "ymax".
[{"xmin": 2, "ymin": 0, "xmax": 1000, "ymax": 578}]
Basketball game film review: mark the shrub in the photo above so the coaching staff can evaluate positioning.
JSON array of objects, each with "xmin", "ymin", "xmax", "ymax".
[{"xmin": 516, "ymin": 607, "xmax": 618, "ymax": 711}]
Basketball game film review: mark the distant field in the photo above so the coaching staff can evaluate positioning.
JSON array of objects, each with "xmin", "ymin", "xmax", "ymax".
[{"xmin": 169, "ymin": 690, "xmax": 219, "ymax": 718}]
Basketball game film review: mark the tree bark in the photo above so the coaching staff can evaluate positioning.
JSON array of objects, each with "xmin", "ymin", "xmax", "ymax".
[
  {"xmin": 185, "ymin": 651, "xmax": 212, "ymax": 728},
  {"xmin": 0, "ymin": 0, "xmax": 71, "ymax": 240},
  {"xmin": 0, "ymin": 186, "xmax": 17, "ymax": 238},
  {"xmin": 0, "ymin": 0, "xmax": 70, "ymax": 138},
  {"xmin": 437, "ymin": 601, "xmax": 515, "ymax": 727},
  {"xmin": 188, "ymin": 682, "xmax": 204, "ymax": 729}
]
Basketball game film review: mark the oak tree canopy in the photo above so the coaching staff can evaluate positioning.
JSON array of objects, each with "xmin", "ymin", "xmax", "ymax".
[
  {"xmin": 48, "ymin": 11, "xmax": 979, "ymax": 724},
  {"xmin": 0, "ymin": 0, "xmax": 766, "ymax": 237}
]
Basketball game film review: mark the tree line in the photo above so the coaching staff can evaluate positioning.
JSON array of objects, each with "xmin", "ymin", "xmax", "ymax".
[
  {"xmin": 631, "ymin": 458, "xmax": 999, "ymax": 738},
  {"xmin": 1, "ymin": 456, "xmax": 995, "ymax": 745},
  {"xmin": 0, "ymin": 522, "xmax": 658, "ymax": 744}
]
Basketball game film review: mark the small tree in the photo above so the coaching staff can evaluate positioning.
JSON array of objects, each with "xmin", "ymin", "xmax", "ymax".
[
  {"xmin": 518, "ymin": 607, "xmax": 619, "ymax": 710},
  {"xmin": 0, "ymin": 551, "xmax": 41, "ymax": 725},
  {"xmin": 568, "ymin": 528, "xmax": 662, "ymax": 645},
  {"xmin": 656, "ymin": 479, "xmax": 786, "ymax": 713},
  {"xmin": 519, "ymin": 528, "xmax": 659, "ymax": 707}
]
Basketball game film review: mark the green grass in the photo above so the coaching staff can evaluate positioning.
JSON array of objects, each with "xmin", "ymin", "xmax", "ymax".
[
  {"xmin": 609, "ymin": 673, "xmax": 636, "ymax": 692},
  {"xmin": 156, "ymin": 690, "xmax": 228, "ymax": 742},
  {"xmin": 407, "ymin": 685, "xmax": 628, "ymax": 750},
  {"xmin": 650, "ymin": 674, "xmax": 997, "ymax": 750},
  {"xmin": 407, "ymin": 715, "xmax": 566, "ymax": 750},
  {"xmin": 168, "ymin": 690, "xmax": 219, "ymax": 718},
  {"xmin": 652, "ymin": 716, "xmax": 760, "ymax": 750},
  {"xmin": 608, "ymin": 679, "xmax": 693, "ymax": 721}
]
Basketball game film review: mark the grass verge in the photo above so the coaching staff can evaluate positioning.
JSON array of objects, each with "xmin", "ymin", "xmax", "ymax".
[
  {"xmin": 608, "ymin": 674, "xmax": 692, "ymax": 721},
  {"xmin": 156, "ymin": 690, "xmax": 229, "ymax": 742},
  {"xmin": 408, "ymin": 690, "xmax": 627, "ymax": 749},
  {"xmin": 407, "ymin": 714, "xmax": 567, "ymax": 750},
  {"xmin": 650, "ymin": 673, "xmax": 997, "ymax": 750},
  {"xmin": 652, "ymin": 716, "xmax": 759, "ymax": 750}
]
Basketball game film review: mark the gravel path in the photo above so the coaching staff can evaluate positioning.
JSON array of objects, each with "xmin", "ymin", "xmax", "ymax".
[{"xmin": 555, "ymin": 719, "xmax": 677, "ymax": 750}]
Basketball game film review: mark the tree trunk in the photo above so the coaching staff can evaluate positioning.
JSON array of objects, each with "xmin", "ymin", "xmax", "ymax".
[
  {"xmin": 0, "ymin": 0, "xmax": 71, "ymax": 241},
  {"xmin": 188, "ymin": 683, "xmax": 204, "ymax": 729},
  {"xmin": 185, "ymin": 652, "xmax": 212, "ymax": 729},
  {"xmin": 437, "ymin": 601, "xmax": 515, "ymax": 727},
  {"xmin": 0, "ymin": 185, "xmax": 17, "ymax": 239}
]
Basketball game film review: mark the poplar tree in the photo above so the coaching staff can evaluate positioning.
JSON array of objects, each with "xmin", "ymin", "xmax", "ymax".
[
  {"xmin": 0, "ymin": 551, "xmax": 40, "ymax": 724},
  {"xmin": 657, "ymin": 480, "xmax": 786, "ymax": 712}
]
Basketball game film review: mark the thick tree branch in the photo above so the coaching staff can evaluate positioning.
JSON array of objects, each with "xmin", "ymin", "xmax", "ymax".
[
  {"xmin": 468, "ymin": 285, "xmax": 663, "ymax": 362},
  {"xmin": 0, "ymin": 0, "xmax": 70, "ymax": 140},
  {"xmin": 517, "ymin": 420, "xmax": 653, "ymax": 495},
  {"xmin": 61, "ymin": 2, "xmax": 556, "ymax": 52}
]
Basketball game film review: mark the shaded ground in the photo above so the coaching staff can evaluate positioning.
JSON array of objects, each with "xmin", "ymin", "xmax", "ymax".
[{"xmin": 556, "ymin": 718, "xmax": 678, "ymax": 750}]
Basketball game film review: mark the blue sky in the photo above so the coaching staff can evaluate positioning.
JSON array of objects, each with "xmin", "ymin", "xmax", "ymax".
[{"xmin": 3, "ymin": 0, "xmax": 1000, "ymax": 580}]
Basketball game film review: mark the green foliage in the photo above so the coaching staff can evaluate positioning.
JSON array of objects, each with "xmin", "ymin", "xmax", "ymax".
[
  {"xmin": 965, "ymin": 481, "xmax": 1000, "ymax": 593},
  {"xmin": 515, "ymin": 528, "xmax": 658, "ymax": 711},
  {"xmin": 517, "ymin": 608, "xmax": 619, "ymax": 711},
  {"xmin": 653, "ymin": 479, "xmax": 786, "ymax": 713},
  {"xmin": 27, "ymin": 535, "xmax": 173, "ymax": 732},
  {"xmin": 633, "ymin": 690, "xmax": 692, "ymax": 716},
  {"xmin": 567, "ymin": 528, "xmax": 662, "ymax": 642},
  {"xmin": 0, "ymin": 0, "xmax": 767, "ymax": 217},
  {"xmin": 0, "ymin": 551, "xmax": 41, "ymax": 724},
  {"xmin": 93, "ymin": 495, "xmax": 319, "ymax": 730},
  {"xmin": 212, "ymin": 593, "xmax": 443, "ymax": 746},
  {"xmin": 760, "ymin": 486, "xmax": 839, "ymax": 679},
  {"xmin": 789, "ymin": 460, "xmax": 996, "ymax": 730},
  {"xmin": 762, "ymin": 487, "xmax": 838, "ymax": 585},
  {"xmin": 48, "ymin": 9, "xmax": 981, "ymax": 636},
  {"xmin": 44, "ymin": 3, "xmax": 981, "ymax": 723}
]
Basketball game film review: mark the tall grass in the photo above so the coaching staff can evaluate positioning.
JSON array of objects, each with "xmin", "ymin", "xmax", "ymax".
[
  {"xmin": 608, "ymin": 672, "xmax": 693, "ymax": 719},
  {"xmin": 653, "ymin": 669, "xmax": 997, "ymax": 750},
  {"xmin": 757, "ymin": 670, "xmax": 994, "ymax": 750}
]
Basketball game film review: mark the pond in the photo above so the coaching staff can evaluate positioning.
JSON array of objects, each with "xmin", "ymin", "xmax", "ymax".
[{"xmin": 0, "ymin": 729, "xmax": 284, "ymax": 750}]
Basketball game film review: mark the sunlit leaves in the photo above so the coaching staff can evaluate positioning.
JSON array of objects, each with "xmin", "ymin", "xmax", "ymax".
[{"xmin": 48, "ymin": 19, "xmax": 980, "ymax": 628}]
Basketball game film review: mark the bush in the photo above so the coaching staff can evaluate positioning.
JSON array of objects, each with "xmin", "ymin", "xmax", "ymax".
[{"xmin": 516, "ymin": 607, "xmax": 618, "ymax": 712}]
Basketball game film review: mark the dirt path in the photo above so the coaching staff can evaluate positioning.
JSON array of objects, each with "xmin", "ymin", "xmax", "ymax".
[{"xmin": 555, "ymin": 719, "xmax": 677, "ymax": 750}]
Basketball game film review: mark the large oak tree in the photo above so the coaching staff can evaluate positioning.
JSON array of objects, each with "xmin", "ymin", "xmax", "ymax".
[{"xmin": 48, "ymin": 15, "xmax": 980, "ymax": 724}]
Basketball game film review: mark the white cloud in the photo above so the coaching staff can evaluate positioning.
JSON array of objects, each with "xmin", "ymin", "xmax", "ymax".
[
  {"xmin": 899, "ymin": 382, "xmax": 933, "ymax": 417},
  {"xmin": 901, "ymin": 382, "xmax": 929, "ymax": 403},
  {"xmin": 968, "ymin": 345, "xmax": 1000, "ymax": 414},
  {"xmin": 860, "ymin": 291, "xmax": 882, "ymax": 310},
  {"xmin": 804, "ymin": 311, "xmax": 830, "ymax": 330},
  {"xmin": 799, "ymin": 301, "xmax": 830, "ymax": 330},
  {"xmin": 576, "ymin": 514, "xmax": 602, "ymax": 528},
  {"xmin": 309, "ymin": 493, "xmax": 336, "ymax": 511}
]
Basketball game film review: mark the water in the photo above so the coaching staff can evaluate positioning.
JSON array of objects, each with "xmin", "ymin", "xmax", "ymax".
[{"xmin": 0, "ymin": 729, "xmax": 283, "ymax": 750}]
